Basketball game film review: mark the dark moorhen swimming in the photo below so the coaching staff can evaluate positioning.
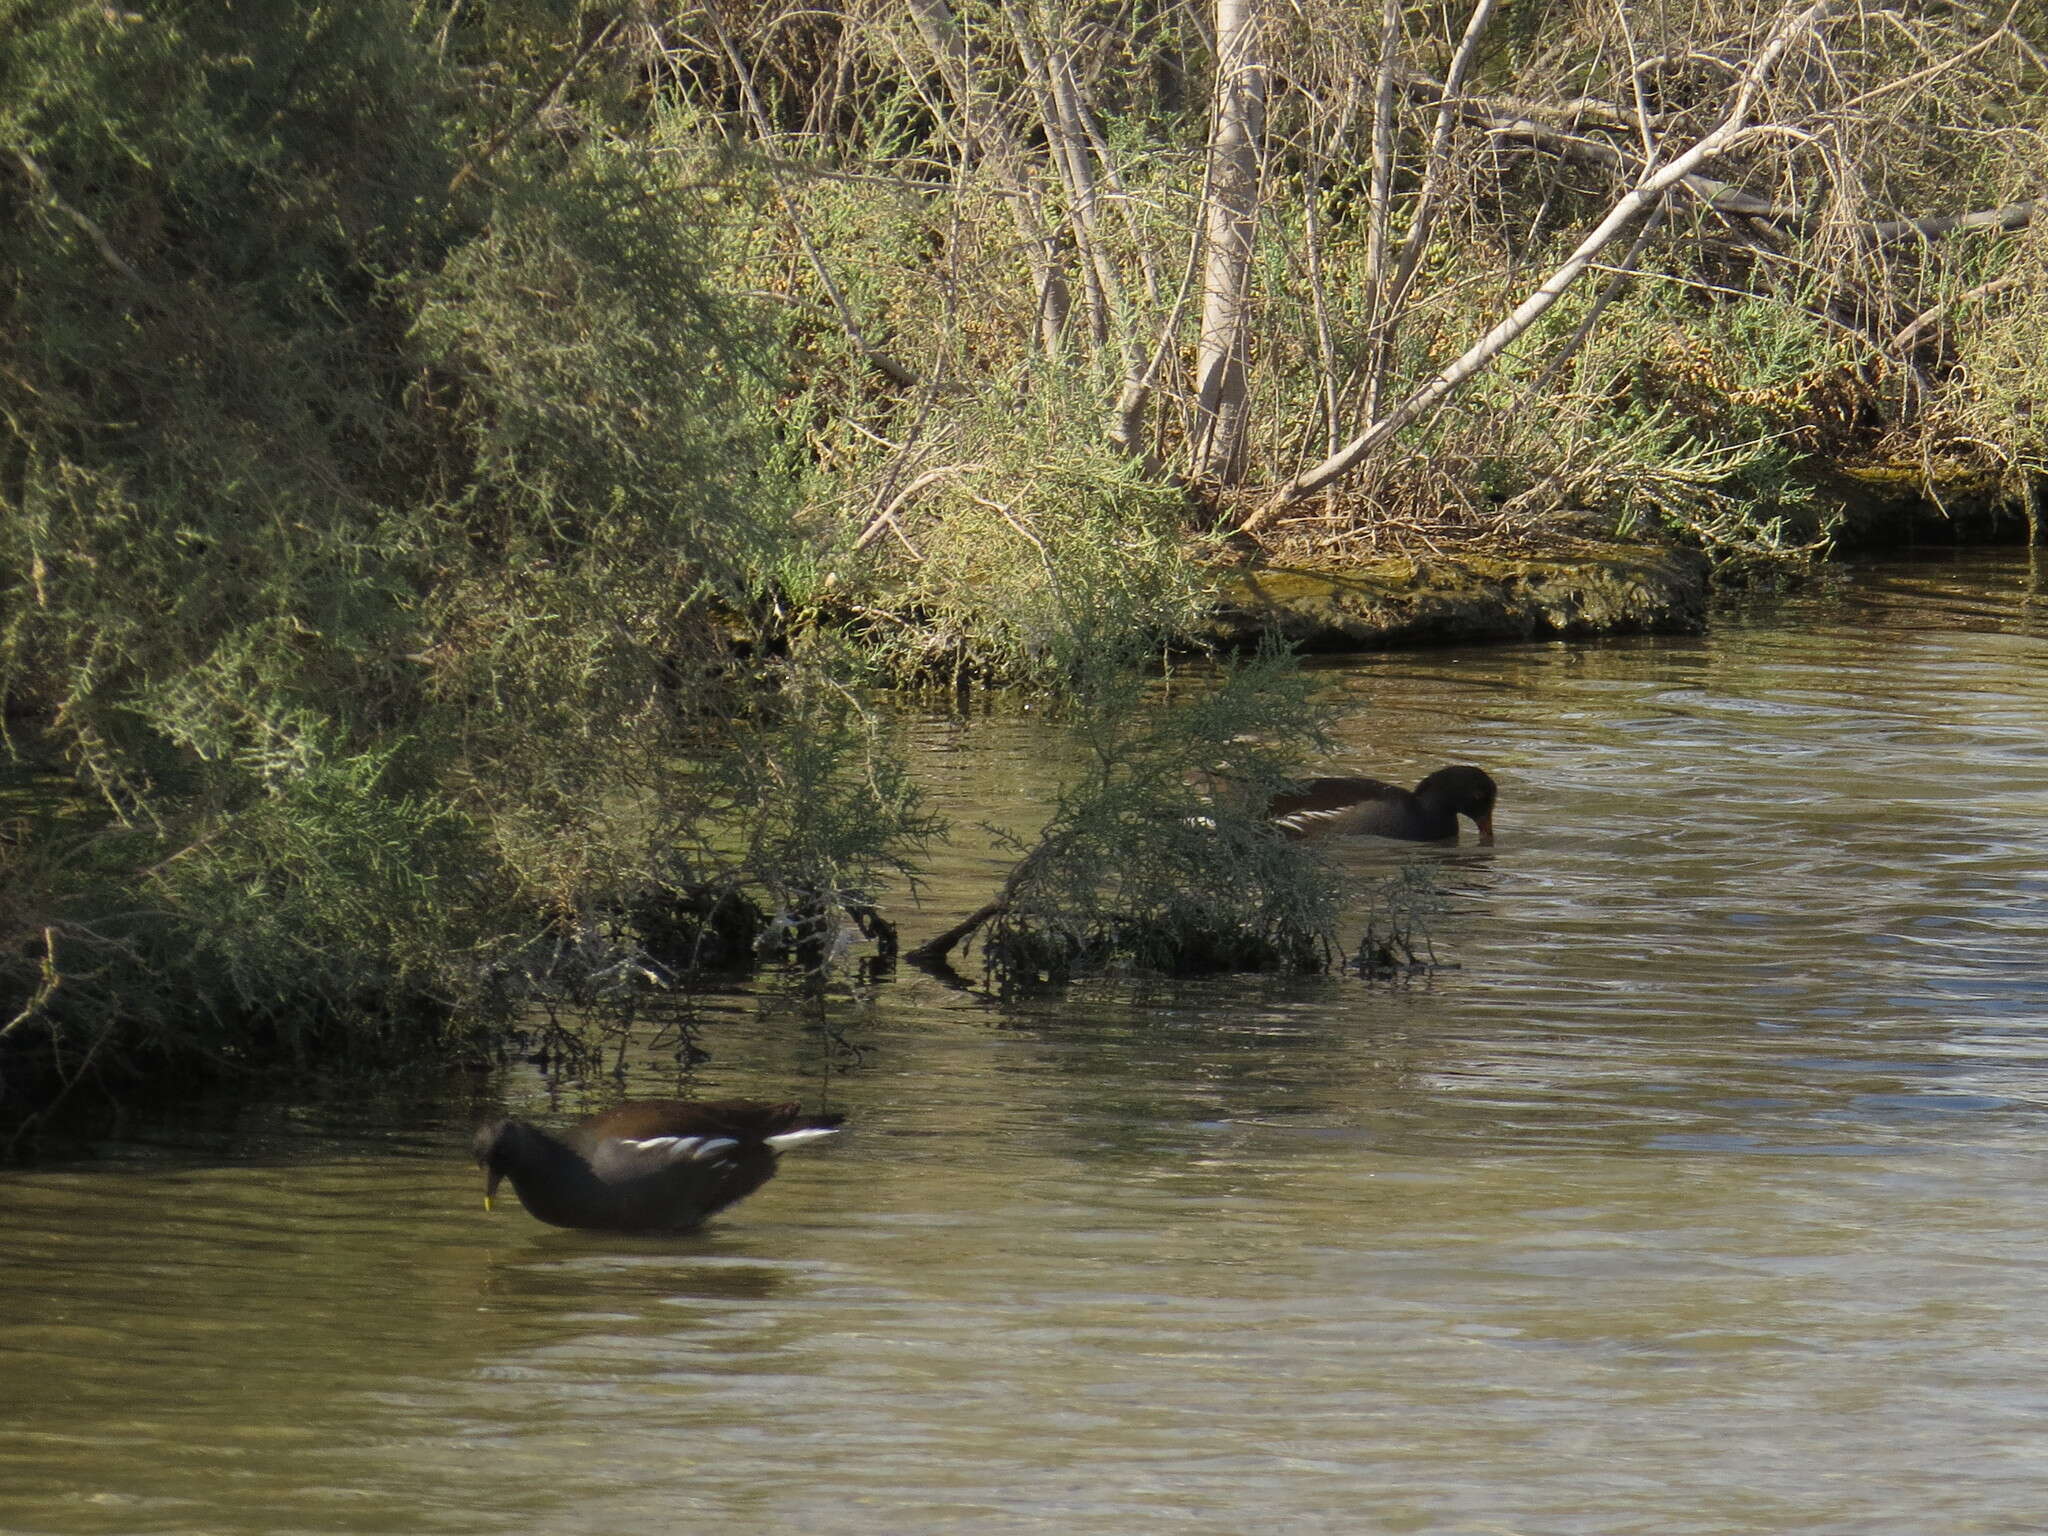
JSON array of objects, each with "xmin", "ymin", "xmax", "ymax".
[
  {"xmin": 473, "ymin": 1098, "xmax": 845, "ymax": 1232},
  {"xmin": 1267, "ymin": 765, "xmax": 1497, "ymax": 843}
]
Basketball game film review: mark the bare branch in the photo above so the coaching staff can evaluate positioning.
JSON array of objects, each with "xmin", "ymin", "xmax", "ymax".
[
  {"xmin": 9, "ymin": 151, "xmax": 146, "ymax": 285},
  {"xmin": 449, "ymin": 15, "xmax": 619, "ymax": 195},
  {"xmin": 705, "ymin": 7, "xmax": 921, "ymax": 390},
  {"xmin": 1867, "ymin": 201, "xmax": 2038, "ymax": 245},
  {"xmin": 1890, "ymin": 273, "xmax": 2025, "ymax": 352},
  {"xmin": 853, "ymin": 463, "xmax": 988, "ymax": 552},
  {"xmin": 1190, "ymin": 0, "xmax": 1269, "ymax": 484},
  {"xmin": 1242, "ymin": 0, "xmax": 1844, "ymax": 531},
  {"xmin": 1365, "ymin": 0, "xmax": 1500, "ymax": 420}
]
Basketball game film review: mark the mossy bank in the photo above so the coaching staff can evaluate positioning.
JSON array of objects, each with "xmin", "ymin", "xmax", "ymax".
[{"xmin": 1205, "ymin": 544, "xmax": 1710, "ymax": 652}]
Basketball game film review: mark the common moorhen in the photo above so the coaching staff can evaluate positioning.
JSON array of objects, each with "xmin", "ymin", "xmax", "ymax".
[
  {"xmin": 473, "ymin": 1098, "xmax": 845, "ymax": 1232},
  {"xmin": 1267, "ymin": 765, "xmax": 1497, "ymax": 843}
]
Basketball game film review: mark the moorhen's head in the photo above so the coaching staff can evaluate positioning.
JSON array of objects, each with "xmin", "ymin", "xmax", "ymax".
[
  {"xmin": 1416, "ymin": 765, "xmax": 1497, "ymax": 844},
  {"xmin": 473, "ymin": 1119, "xmax": 514, "ymax": 1210}
]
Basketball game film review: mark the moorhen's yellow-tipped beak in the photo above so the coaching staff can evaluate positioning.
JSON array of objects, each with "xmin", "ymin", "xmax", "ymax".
[
  {"xmin": 1474, "ymin": 812, "xmax": 1495, "ymax": 845},
  {"xmin": 481, "ymin": 1166, "xmax": 502, "ymax": 1213},
  {"xmin": 483, "ymin": 1192, "xmax": 494, "ymax": 1212}
]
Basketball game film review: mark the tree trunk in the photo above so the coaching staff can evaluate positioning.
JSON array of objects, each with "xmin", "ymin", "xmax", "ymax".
[{"xmin": 1189, "ymin": 0, "xmax": 1266, "ymax": 486}]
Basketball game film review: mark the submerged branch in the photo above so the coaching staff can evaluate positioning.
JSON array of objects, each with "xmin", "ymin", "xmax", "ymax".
[{"xmin": 904, "ymin": 900, "xmax": 1009, "ymax": 971}]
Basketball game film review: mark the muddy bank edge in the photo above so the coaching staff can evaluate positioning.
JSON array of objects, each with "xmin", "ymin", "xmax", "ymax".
[{"xmin": 1206, "ymin": 543, "xmax": 1710, "ymax": 651}]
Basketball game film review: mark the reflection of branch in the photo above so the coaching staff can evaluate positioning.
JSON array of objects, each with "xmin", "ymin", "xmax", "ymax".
[{"xmin": 9, "ymin": 151, "xmax": 145, "ymax": 284}]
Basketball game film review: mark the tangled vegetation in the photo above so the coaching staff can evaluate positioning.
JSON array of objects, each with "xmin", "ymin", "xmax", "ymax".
[
  {"xmin": 0, "ymin": 2, "xmax": 941, "ymax": 1123},
  {"xmin": 1, "ymin": 0, "xmax": 2042, "ymax": 1127},
  {"xmin": 906, "ymin": 643, "xmax": 1344, "ymax": 988}
]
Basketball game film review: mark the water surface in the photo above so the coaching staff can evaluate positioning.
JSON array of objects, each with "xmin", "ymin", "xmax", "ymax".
[{"xmin": 7, "ymin": 550, "xmax": 2048, "ymax": 1534}]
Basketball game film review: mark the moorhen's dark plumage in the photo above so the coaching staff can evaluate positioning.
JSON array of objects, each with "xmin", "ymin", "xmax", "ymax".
[
  {"xmin": 1267, "ymin": 765, "xmax": 1497, "ymax": 843},
  {"xmin": 473, "ymin": 1098, "xmax": 845, "ymax": 1232}
]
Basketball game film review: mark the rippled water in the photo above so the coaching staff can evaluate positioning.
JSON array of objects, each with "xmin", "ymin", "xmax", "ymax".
[{"xmin": 7, "ymin": 550, "xmax": 2048, "ymax": 1535}]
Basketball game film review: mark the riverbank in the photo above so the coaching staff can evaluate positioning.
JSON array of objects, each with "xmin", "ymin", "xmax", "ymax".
[
  {"xmin": 1206, "ymin": 541, "xmax": 1711, "ymax": 651},
  {"xmin": 1207, "ymin": 468, "xmax": 2042, "ymax": 651},
  {"xmin": 1, "ymin": 519, "xmax": 2023, "ymax": 1142}
]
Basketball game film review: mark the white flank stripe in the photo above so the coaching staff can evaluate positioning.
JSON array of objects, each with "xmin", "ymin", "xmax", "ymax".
[
  {"xmin": 623, "ymin": 1135, "xmax": 701, "ymax": 1158},
  {"xmin": 688, "ymin": 1137, "xmax": 739, "ymax": 1162},
  {"xmin": 1274, "ymin": 808, "xmax": 1345, "ymax": 833}
]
